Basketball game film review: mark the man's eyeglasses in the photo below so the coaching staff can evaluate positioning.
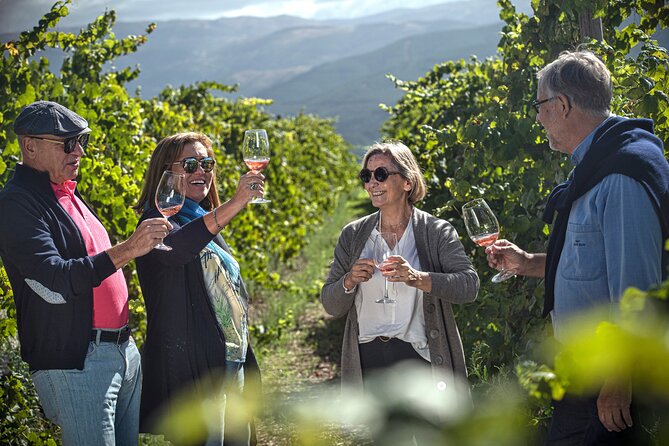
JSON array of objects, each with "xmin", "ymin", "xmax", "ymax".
[
  {"xmin": 29, "ymin": 134, "xmax": 90, "ymax": 154},
  {"xmin": 359, "ymin": 166, "xmax": 401, "ymax": 183},
  {"xmin": 531, "ymin": 96, "xmax": 557, "ymax": 114},
  {"xmin": 173, "ymin": 157, "xmax": 216, "ymax": 173}
]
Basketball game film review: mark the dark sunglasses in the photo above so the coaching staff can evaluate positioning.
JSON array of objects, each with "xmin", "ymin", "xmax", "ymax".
[
  {"xmin": 172, "ymin": 156, "xmax": 216, "ymax": 173},
  {"xmin": 30, "ymin": 133, "xmax": 90, "ymax": 154},
  {"xmin": 359, "ymin": 166, "xmax": 401, "ymax": 183}
]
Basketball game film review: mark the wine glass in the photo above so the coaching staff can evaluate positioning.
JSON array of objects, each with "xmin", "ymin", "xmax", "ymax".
[
  {"xmin": 242, "ymin": 129, "xmax": 270, "ymax": 204},
  {"xmin": 373, "ymin": 232, "xmax": 398, "ymax": 303},
  {"xmin": 461, "ymin": 198, "xmax": 515, "ymax": 283},
  {"xmin": 154, "ymin": 171, "xmax": 186, "ymax": 251}
]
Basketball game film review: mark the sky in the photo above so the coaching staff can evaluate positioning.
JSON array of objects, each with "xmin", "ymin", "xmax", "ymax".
[{"xmin": 0, "ymin": 0, "xmax": 458, "ymax": 33}]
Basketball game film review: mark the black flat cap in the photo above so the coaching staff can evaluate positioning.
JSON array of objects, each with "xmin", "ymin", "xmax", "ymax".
[{"xmin": 13, "ymin": 101, "xmax": 91, "ymax": 138}]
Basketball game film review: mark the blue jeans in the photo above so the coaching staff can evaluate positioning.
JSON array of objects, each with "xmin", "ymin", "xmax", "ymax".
[
  {"xmin": 204, "ymin": 362, "xmax": 250, "ymax": 446},
  {"xmin": 31, "ymin": 338, "xmax": 142, "ymax": 446}
]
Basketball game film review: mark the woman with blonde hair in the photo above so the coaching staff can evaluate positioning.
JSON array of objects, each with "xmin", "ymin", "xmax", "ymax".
[{"xmin": 321, "ymin": 141, "xmax": 479, "ymax": 392}]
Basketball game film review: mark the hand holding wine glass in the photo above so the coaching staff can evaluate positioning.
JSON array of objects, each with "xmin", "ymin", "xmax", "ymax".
[
  {"xmin": 242, "ymin": 129, "xmax": 270, "ymax": 204},
  {"xmin": 231, "ymin": 171, "xmax": 265, "ymax": 206},
  {"xmin": 462, "ymin": 198, "xmax": 515, "ymax": 283},
  {"xmin": 373, "ymin": 232, "xmax": 398, "ymax": 303},
  {"xmin": 154, "ymin": 171, "xmax": 186, "ymax": 251},
  {"xmin": 485, "ymin": 239, "xmax": 529, "ymax": 277}
]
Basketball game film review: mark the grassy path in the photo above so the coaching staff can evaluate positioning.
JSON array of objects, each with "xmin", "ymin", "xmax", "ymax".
[{"xmin": 252, "ymin": 190, "xmax": 371, "ymax": 445}]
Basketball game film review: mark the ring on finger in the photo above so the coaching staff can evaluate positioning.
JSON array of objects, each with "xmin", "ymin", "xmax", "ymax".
[{"xmin": 250, "ymin": 183, "xmax": 259, "ymax": 191}]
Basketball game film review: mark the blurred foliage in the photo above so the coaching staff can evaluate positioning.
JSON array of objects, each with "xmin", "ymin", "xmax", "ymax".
[
  {"xmin": 154, "ymin": 294, "xmax": 669, "ymax": 445},
  {"xmin": 545, "ymin": 287, "xmax": 669, "ymax": 400},
  {"xmin": 148, "ymin": 372, "xmax": 262, "ymax": 446},
  {"xmin": 0, "ymin": 1, "xmax": 355, "ymax": 443},
  {"xmin": 271, "ymin": 363, "xmax": 530, "ymax": 446}
]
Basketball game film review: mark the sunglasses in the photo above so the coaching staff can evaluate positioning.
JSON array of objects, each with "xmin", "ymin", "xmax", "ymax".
[
  {"xmin": 30, "ymin": 133, "xmax": 90, "ymax": 154},
  {"xmin": 172, "ymin": 156, "xmax": 216, "ymax": 173},
  {"xmin": 359, "ymin": 166, "xmax": 401, "ymax": 183}
]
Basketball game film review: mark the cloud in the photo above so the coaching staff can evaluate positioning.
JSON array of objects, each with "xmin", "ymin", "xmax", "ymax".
[
  {"xmin": 220, "ymin": 0, "xmax": 452, "ymax": 20},
  {"xmin": 311, "ymin": 0, "xmax": 450, "ymax": 19},
  {"xmin": 0, "ymin": 0, "xmax": 457, "ymax": 33}
]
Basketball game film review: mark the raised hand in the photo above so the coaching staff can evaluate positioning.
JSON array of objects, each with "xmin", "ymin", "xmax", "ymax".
[{"xmin": 233, "ymin": 171, "xmax": 265, "ymax": 204}]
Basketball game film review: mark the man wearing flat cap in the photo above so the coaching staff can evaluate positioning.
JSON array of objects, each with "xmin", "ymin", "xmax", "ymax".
[{"xmin": 0, "ymin": 101, "xmax": 172, "ymax": 446}]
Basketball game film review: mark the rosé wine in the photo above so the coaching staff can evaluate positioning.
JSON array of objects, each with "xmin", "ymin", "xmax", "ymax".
[
  {"xmin": 158, "ymin": 205, "xmax": 182, "ymax": 217},
  {"xmin": 244, "ymin": 158, "xmax": 270, "ymax": 172},
  {"xmin": 471, "ymin": 232, "xmax": 499, "ymax": 247}
]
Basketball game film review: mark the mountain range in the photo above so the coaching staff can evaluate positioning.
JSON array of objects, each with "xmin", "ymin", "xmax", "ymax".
[
  {"xmin": 7, "ymin": 1, "xmax": 666, "ymax": 145},
  {"xmin": 2, "ymin": 0, "xmax": 529, "ymax": 143}
]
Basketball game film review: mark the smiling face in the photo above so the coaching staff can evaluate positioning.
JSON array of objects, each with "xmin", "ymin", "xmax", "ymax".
[
  {"xmin": 364, "ymin": 154, "xmax": 412, "ymax": 210},
  {"xmin": 171, "ymin": 141, "xmax": 213, "ymax": 203}
]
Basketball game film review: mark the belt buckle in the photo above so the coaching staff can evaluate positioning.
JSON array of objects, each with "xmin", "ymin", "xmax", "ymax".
[
  {"xmin": 117, "ymin": 325, "xmax": 129, "ymax": 344},
  {"xmin": 378, "ymin": 336, "xmax": 392, "ymax": 342}
]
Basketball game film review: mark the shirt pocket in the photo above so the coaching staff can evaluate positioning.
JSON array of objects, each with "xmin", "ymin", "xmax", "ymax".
[{"xmin": 559, "ymin": 223, "xmax": 605, "ymax": 281}]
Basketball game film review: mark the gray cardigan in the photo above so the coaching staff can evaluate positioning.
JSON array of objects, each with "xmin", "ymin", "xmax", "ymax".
[{"xmin": 321, "ymin": 208, "xmax": 479, "ymax": 390}]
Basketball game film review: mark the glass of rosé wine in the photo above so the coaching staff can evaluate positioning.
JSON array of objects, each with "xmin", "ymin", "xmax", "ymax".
[
  {"xmin": 242, "ymin": 129, "xmax": 270, "ymax": 204},
  {"xmin": 462, "ymin": 198, "xmax": 515, "ymax": 283},
  {"xmin": 373, "ymin": 232, "xmax": 398, "ymax": 303},
  {"xmin": 154, "ymin": 171, "xmax": 186, "ymax": 251}
]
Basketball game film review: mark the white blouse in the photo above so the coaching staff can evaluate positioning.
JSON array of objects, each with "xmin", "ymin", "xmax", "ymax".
[{"xmin": 355, "ymin": 223, "xmax": 430, "ymax": 361}]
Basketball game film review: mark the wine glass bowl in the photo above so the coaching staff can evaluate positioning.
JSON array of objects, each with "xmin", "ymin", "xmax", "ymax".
[
  {"xmin": 154, "ymin": 171, "xmax": 186, "ymax": 251},
  {"xmin": 373, "ymin": 232, "xmax": 398, "ymax": 303},
  {"xmin": 242, "ymin": 129, "xmax": 270, "ymax": 204},
  {"xmin": 462, "ymin": 198, "xmax": 515, "ymax": 283}
]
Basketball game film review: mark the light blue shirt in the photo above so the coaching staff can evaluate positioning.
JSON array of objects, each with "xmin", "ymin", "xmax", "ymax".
[{"xmin": 552, "ymin": 118, "xmax": 663, "ymax": 340}]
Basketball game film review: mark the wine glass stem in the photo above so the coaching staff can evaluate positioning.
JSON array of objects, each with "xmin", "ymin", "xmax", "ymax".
[{"xmin": 384, "ymin": 277, "xmax": 389, "ymax": 299}]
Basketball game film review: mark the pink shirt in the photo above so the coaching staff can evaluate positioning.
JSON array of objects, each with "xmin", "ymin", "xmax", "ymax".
[{"xmin": 51, "ymin": 181, "xmax": 128, "ymax": 329}]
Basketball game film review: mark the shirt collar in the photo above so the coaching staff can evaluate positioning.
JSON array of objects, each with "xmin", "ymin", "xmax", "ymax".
[
  {"xmin": 571, "ymin": 115, "xmax": 616, "ymax": 166},
  {"xmin": 50, "ymin": 179, "xmax": 78, "ymax": 198}
]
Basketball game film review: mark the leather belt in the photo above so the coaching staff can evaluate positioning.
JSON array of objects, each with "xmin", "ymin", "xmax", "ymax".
[{"xmin": 91, "ymin": 325, "xmax": 131, "ymax": 344}]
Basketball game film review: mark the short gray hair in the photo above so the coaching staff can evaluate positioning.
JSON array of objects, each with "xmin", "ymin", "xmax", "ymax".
[
  {"xmin": 537, "ymin": 50, "xmax": 612, "ymax": 118},
  {"xmin": 362, "ymin": 141, "xmax": 426, "ymax": 204}
]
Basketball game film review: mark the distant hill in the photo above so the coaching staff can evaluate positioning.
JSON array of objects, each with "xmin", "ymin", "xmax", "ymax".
[
  {"xmin": 261, "ymin": 24, "xmax": 502, "ymax": 144},
  {"xmin": 105, "ymin": 6, "xmax": 491, "ymax": 99},
  {"xmin": 338, "ymin": 0, "xmax": 509, "ymax": 25},
  {"xmin": 6, "ymin": 1, "xmax": 600, "ymax": 144}
]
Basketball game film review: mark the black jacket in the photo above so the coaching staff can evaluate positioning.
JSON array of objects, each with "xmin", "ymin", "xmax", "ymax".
[
  {"xmin": 0, "ymin": 164, "xmax": 118, "ymax": 370},
  {"xmin": 136, "ymin": 208, "xmax": 261, "ymax": 440}
]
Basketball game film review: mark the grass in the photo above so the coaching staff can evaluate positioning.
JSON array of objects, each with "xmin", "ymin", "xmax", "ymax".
[
  {"xmin": 251, "ymin": 188, "xmax": 372, "ymax": 445},
  {"xmin": 249, "ymin": 187, "xmax": 369, "ymax": 343}
]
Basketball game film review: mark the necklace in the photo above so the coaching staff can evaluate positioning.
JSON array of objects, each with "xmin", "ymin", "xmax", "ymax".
[{"xmin": 378, "ymin": 210, "xmax": 412, "ymax": 233}]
